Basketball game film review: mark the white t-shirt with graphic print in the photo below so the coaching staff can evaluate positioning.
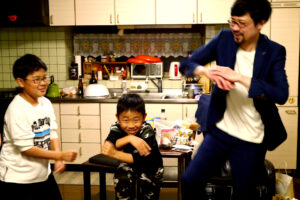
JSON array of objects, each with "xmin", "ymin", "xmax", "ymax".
[{"xmin": 0, "ymin": 95, "xmax": 58, "ymax": 183}]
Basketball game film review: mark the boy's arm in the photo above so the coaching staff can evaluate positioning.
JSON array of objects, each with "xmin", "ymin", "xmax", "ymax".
[
  {"xmin": 102, "ymin": 141, "xmax": 134, "ymax": 163},
  {"xmin": 22, "ymin": 144, "xmax": 77, "ymax": 162},
  {"xmin": 50, "ymin": 138, "xmax": 68, "ymax": 173},
  {"xmin": 115, "ymin": 135, "xmax": 151, "ymax": 156}
]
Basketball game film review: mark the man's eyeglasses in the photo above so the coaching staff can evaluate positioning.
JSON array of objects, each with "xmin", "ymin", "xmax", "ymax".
[
  {"xmin": 25, "ymin": 75, "xmax": 50, "ymax": 85},
  {"xmin": 227, "ymin": 18, "xmax": 248, "ymax": 29}
]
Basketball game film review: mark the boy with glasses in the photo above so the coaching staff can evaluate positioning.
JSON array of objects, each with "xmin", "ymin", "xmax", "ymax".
[
  {"xmin": 180, "ymin": 0, "xmax": 288, "ymax": 199},
  {"xmin": 0, "ymin": 54, "xmax": 77, "ymax": 200}
]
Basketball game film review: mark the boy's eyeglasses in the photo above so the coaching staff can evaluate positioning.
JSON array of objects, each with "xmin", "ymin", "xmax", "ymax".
[
  {"xmin": 227, "ymin": 18, "xmax": 248, "ymax": 29},
  {"xmin": 25, "ymin": 75, "xmax": 50, "ymax": 85}
]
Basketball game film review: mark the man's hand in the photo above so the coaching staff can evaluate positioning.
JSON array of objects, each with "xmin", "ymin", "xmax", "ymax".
[
  {"xmin": 53, "ymin": 160, "xmax": 66, "ymax": 174},
  {"xmin": 210, "ymin": 66, "xmax": 251, "ymax": 89},
  {"xmin": 195, "ymin": 66, "xmax": 235, "ymax": 91}
]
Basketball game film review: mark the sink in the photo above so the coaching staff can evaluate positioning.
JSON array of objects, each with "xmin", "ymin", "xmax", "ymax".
[{"xmin": 110, "ymin": 92, "xmax": 185, "ymax": 100}]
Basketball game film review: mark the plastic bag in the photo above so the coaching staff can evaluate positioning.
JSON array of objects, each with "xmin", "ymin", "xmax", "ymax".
[{"xmin": 276, "ymin": 172, "xmax": 294, "ymax": 197}]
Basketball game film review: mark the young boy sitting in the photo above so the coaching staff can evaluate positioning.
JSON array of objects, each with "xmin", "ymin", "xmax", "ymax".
[
  {"xmin": 102, "ymin": 93, "xmax": 164, "ymax": 200},
  {"xmin": 0, "ymin": 54, "xmax": 77, "ymax": 200}
]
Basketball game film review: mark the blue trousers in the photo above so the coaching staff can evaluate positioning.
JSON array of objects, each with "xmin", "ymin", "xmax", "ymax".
[{"xmin": 182, "ymin": 126, "xmax": 267, "ymax": 200}]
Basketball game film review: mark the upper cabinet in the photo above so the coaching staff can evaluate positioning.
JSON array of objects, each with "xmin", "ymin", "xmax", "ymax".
[
  {"xmin": 270, "ymin": 8, "xmax": 300, "ymax": 100},
  {"xmin": 198, "ymin": 0, "xmax": 235, "ymax": 24},
  {"xmin": 156, "ymin": 0, "xmax": 197, "ymax": 24},
  {"xmin": 115, "ymin": 0, "xmax": 155, "ymax": 25},
  {"xmin": 49, "ymin": 0, "xmax": 75, "ymax": 26},
  {"xmin": 76, "ymin": 0, "xmax": 115, "ymax": 25}
]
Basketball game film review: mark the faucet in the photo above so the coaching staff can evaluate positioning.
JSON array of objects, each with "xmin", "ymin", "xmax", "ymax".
[
  {"xmin": 145, "ymin": 76, "xmax": 163, "ymax": 93},
  {"xmin": 145, "ymin": 63, "xmax": 163, "ymax": 93}
]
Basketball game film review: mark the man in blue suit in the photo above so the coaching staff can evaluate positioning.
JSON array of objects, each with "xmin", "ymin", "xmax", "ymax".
[{"xmin": 180, "ymin": 0, "xmax": 289, "ymax": 199}]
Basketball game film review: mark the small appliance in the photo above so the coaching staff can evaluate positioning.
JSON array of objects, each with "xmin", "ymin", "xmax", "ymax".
[
  {"xmin": 169, "ymin": 61, "xmax": 181, "ymax": 80},
  {"xmin": 127, "ymin": 55, "xmax": 163, "ymax": 79}
]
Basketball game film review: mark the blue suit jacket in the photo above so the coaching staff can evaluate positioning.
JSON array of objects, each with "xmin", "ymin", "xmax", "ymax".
[{"xmin": 181, "ymin": 29, "xmax": 289, "ymax": 150}]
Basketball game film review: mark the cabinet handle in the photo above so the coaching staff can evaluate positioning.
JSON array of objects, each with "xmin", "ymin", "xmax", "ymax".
[
  {"xmin": 185, "ymin": 106, "xmax": 188, "ymax": 119},
  {"xmin": 50, "ymin": 15, "xmax": 53, "ymax": 25},
  {"xmin": 110, "ymin": 14, "xmax": 112, "ymax": 24},
  {"xmin": 79, "ymin": 147, "xmax": 82, "ymax": 156},
  {"xmin": 288, "ymin": 97, "xmax": 295, "ymax": 104},
  {"xmin": 199, "ymin": 13, "xmax": 202, "ymax": 22},
  {"xmin": 285, "ymin": 110, "xmax": 296, "ymax": 115},
  {"xmin": 193, "ymin": 13, "xmax": 195, "ymax": 23},
  {"xmin": 79, "ymin": 132, "xmax": 81, "ymax": 143},
  {"xmin": 77, "ymin": 106, "xmax": 80, "ymax": 115},
  {"xmin": 117, "ymin": 14, "xmax": 119, "ymax": 24},
  {"xmin": 78, "ymin": 119, "xmax": 81, "ymax": 129}
]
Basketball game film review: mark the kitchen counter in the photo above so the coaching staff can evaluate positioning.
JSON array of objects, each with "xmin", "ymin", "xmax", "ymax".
[{"xmin": 48, "ymin": 95, "xmax": 199, "ymax": 104}]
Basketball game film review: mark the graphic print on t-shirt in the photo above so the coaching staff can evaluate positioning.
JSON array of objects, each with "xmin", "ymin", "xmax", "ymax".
[{"xmin": 31, "ymin": 117, "xmax": 51, "ymax": 150}]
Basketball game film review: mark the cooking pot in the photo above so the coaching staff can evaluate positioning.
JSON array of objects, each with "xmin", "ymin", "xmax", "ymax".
[
  {"xmin": 169, "ymin": 61, "xmax": 181, "ymax": 80},
  {"xmin": 84, "ymin": 84, "xmax": 109, "ymax": 98}
]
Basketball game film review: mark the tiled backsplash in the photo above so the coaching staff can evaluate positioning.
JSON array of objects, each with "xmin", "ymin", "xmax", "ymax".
[{"xmin": 0, "ymin": 25, "xmax": 226, "ymax": 89}]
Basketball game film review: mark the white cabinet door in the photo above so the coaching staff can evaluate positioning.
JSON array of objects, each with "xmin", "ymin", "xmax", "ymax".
[
  {"xmin": 266, "ymin": 107, "xmax": 298, "ymax": 169},
  {"xmin": 61, "ymin": 129, "xmax": 101, "ymax": 143},
  {"xmin": 100, "ymin": 103, "xmax": 117, "ymax": 145},
  {"xmin": 115, "ymin": 0, "xmax": 155, "ymax": 25},
  {"xmin": 49, "ymin": 0, "xmax": 75, "ymax": 26},
  {"xmin": 62, "ymin": 143, "xmax": 101, "ymax": 164},
  {"xmin": 61, "ymin": 115, "xmax": 100, "ymax": 129},
  {"xmin": 76, "ymin": 0, "xmax": 115, "ymax": 25},
  {"xmin": 52, "ymin": 103, "xmax": 61, "ymax": 139},
  {"xmin": 156, "ymin": 0, "xmax": 197, "ymax": 24},
  {"xmin": 60, "ymin": 103, "xmax": 99, "ymax": 115},
  {"xmin": 182, "ymin": 104, "xmax": 198, "ymax": 121},
  {"xmin": 270, "ymin": 8, "xmax": 300, "ymax": 101},
  {"xmin": 198, "ymin": 0, "xmax": 235, "ymax": 24}
]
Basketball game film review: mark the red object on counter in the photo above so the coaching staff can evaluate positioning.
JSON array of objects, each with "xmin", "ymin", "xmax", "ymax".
[
  {"xmin": 8, "ymin": 15, "xmax": 17, "ymax": 22},
  {"xmin": 175, "ymin": 64, "xmax": 178, "ymax": 76},
  {"xmin": 135, "ymin": 55, "xmax": 162, "ymax": 63},
  {"xmin": 126, "ymin": 57, "xmax": 148, "ymax": 64}
]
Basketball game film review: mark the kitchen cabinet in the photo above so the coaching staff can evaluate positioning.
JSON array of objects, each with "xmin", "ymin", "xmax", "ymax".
[
  {"xmin": 48, "ymin": 0, "xmax": 75, "ymax": 26},
  {"xmin": 76, "ymin": 0, "xmax": 115, "ymax": 25},
  {"xmin": 100, "ymin": 103, "xmax": 117, "ymax": 145},
  {"xmin": 115, "ymin": 0, "xmax": 155, "ymax": 25},
  {"xmin": 198, "ymin": 0, "xmax": 235, "ymax": 24},
  {"xmin": 60, "ymin": 103, "xmax": 101, "ymax": 164},
  {"xmin": 266, "ymin": 107, "xmax": 298, "ymax": 169},
  {"xmin": 270, "ymin": 8, "xmax": 300, "ymax": 102},
  {"xmin": 156, "ymin": 0, "xmax": 197, "ymax": 24},
  {"xmin": 52, "ymin": 103, "xmax": 61, "ymax": 139}
]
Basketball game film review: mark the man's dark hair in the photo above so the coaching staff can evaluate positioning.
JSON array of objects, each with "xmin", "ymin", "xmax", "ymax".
[
  {"xmin": 13, "ymin": 54, "xmax": 47, "ymax": 80},
  {"xmin": 117, "ymin": 94, "xmax": 146, "ymax": 117},
  {"xmin": 231, "ymin": 0, "xmax": 272, "ymax": 24}
]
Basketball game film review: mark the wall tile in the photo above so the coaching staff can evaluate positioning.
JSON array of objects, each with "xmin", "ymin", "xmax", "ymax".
[
  {"xmin": 3, "ymin": 65, "xmax": 10, "ymax": 73},
  {"xmin": 1, "ymin": 41, "xmax": 9, "ymax": 49},
  {"xmin": 17, "ymin": 49, "xmax": 25, "ymax": 57},
  {"xmin": 41, "ymin": 49, "xmax": 49, "ymax": 57},
  {"xmin": 17, "ymin": 41, "xmax": 25, "ymax": 48},
  {"xmin": 8, "ymin": 41, "xmax": 17, "ymax": 48},
  {"xmin": 2, "ymin": 49, "xmax": 9, "ymax": 57}
]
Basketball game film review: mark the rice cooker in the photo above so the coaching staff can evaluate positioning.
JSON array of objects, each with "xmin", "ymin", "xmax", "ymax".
[{"xmin": 84, "ymin": 84, "xmax": 109, "ymax": 98}]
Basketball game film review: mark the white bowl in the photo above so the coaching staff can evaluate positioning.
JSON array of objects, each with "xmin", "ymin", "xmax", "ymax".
[{"xmin": 84, "ymin": 84, "xmax": 109, "ymax": 97}]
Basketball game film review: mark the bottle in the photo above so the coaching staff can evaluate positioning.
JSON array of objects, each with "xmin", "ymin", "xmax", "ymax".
[
  {"xmin": 97, "ymin": 66, "xmax": 103, "ymax": 80},
  {"xmin": 122, "ymin": 78, "xmax": 127, "ymax": 94},
  {"xmin": 69, "ymin": 62, "xmax": 78, "ymax": 80},
  {"xmin": 89, "ymin": 70, "xmax": 97, "ymax": 84},
  {"xmin": 160, "ymin": 109, "xmax": 167, "ymax": 120},
  {"xmin": 78, "ymin": 75, "xmax": 84, "ymax": 97}
]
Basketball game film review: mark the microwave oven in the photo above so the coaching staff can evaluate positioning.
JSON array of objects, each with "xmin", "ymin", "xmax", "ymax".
[{"xmin": 131, "ymin": 62, "xmax": 163, "ymax": 79}]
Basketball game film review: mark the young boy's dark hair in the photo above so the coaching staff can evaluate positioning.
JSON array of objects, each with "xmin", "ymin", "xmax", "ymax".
[
  {"xmin": 13, "ymin": 54, "xmax": 47, "ymax": 80},
  {"xmin": 117, "ymin": 93, "xmax": 146, "ymax": 117},
  {"xmin": 231, "ymin": 0, "xmax": 272, "ymax": 24}
]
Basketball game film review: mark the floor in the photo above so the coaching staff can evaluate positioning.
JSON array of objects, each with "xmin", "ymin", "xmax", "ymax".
[
  {"xmin": 58, "ymin": 178, "xmax": 300, "ymax": 200},
  {"xmin": 58, "ymin": 185, "xmax": 177, "ymax": 200}
]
